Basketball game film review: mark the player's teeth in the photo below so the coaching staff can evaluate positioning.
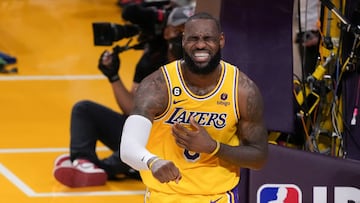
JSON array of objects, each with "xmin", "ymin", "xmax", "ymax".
[{"xmin": 195, "ymin": 53, "xmax": 208, "ymax": 57}]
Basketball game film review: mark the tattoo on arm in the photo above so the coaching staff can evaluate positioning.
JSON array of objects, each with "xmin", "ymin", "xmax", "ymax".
[
  {"xmin": 237, "ymin": 72, "xmax": 265, "ymax": 141},
  {"xmin": 132, "ymin": 70, "xmax": 169, "ymax": 120},
  {"xmin": 238, "ymin": 72, "xmax": 263, "ymax": 121}
]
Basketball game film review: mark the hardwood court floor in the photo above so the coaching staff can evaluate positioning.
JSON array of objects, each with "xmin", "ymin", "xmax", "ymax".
[{"xmin": 0, "ymin": 0, "xmax": 145, "ymax": 202}]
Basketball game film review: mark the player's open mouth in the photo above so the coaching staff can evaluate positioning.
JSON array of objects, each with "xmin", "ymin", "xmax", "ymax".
[{"xmin": 193, "ymin": 52, "xmax": 210, "ymax": 62}]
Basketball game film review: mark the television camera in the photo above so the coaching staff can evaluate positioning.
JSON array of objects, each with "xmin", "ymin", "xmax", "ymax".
[{"xmin": 92, "ymin": 0, "xmax": 172, "ymax": 54}]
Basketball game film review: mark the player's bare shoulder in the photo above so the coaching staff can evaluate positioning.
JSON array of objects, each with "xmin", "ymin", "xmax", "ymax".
[
  {"xmin": 132, "ymin": 68, "xmax": 169, "ymax": 119},
  {"xmin": 237, "ymin": 71, "xmax": 264, "ymax": 121}
]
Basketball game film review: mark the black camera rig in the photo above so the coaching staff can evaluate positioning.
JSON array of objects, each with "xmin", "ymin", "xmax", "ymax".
[{"xmin": 92, "ymin": 0, "xmax": 171, "ymax": 53}]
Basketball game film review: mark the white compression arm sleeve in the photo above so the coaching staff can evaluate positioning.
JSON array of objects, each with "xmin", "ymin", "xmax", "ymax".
[{"xmin": 120, "ymin": 115, "xmax": 156, "ymax": 170}]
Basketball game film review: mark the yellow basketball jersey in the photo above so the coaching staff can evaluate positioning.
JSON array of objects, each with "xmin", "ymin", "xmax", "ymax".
[{"xmin": 140, "ymin": 60, "xmax": 241, "ymax": 195}]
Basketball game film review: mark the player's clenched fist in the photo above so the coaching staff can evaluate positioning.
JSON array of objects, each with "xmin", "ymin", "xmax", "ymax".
[{"xmin": 150, "ymin": 159, "xmax": 182, "ymax": 184}]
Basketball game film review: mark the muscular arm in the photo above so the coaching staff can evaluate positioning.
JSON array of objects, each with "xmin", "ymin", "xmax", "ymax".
[
  {"xmin": 111, "ymin": 80, "xmax": 137, "ymax": 115},
  {"xmin": 120, "ymin": 69, "xmax": 170, "ymax": 170},
  {"xmin": 128, "ymin": 71, "xmax": 182, "ymax": 182},
  {"xmin": 216, "ymin": 72, "xmax": 268, "ymax": 170},
  {"xmin": 131, "ymin": 69, "xmax": 169, "ymax": 120},
  {"xmin": 99, "ymin": 49, "xmax": 138, "ymax": 115}
]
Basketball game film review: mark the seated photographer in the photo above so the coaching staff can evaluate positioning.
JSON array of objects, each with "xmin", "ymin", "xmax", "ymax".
[{"xmin": 52, "ymin": 5, "xmax": 195, "ymax": 188}]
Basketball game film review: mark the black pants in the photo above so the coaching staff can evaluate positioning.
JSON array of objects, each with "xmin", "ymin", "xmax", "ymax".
[{"xmin": 69, "ymin": 100, "xmax": 132, "ymax": 177}]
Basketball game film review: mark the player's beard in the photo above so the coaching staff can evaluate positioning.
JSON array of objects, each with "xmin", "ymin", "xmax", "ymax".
[{"xmin": 183, "ymin": 49, "xmax": 221, "ymax": 75}]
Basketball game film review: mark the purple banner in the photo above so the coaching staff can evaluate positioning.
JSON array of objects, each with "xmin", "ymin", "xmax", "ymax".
[
  {"xmin": 220, "ymin": 0, "xmax": 294, "ymax": 133},
  {"xmin": 246, "ymin": 145, "xmax": 360, "ymax": 203}
]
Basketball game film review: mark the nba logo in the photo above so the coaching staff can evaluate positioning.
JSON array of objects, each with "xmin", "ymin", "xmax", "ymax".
[{"xmin": 257, "ymin": 184, "xmax": 302, "ymax": 203}]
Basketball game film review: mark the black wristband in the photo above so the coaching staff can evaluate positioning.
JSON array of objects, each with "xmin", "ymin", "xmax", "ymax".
[{"xmin": 109, "ymin": 75, "xmax": 120, "ymax": 83}]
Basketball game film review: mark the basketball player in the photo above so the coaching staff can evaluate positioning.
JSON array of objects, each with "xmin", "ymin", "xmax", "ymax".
[
  {"xmin": 120, "ymin": 12, "xmax": 268, "ymax": 202},
  {"xmin": 53, "ymin": 5, "xmax": 195, "ymax": 188}
]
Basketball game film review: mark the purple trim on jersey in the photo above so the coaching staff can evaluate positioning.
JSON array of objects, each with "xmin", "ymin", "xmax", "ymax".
[
  {"xmin": 177, "ymin": 62, "xmax": 226, "ymax": 100},
  {"xmin": 229, "ymin": 184, "xmax": 239, "ymax": 203},
  {"xmin": 155, "ymin": 65, "xmax": 172, "ymax": 120},
  {"xmin": 162, "ymin": 65, "xmax": 171, "ymax": 89},
  {"xmin": 232, "ymin": 64, "xmax": 240, "ymax": 121}
]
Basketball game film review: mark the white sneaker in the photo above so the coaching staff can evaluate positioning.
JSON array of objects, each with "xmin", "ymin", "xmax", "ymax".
[
  {"xmin": 53, "ymin": 155, "xmax": 107, "ymax": 187},
  {"xmin": 54, "ymin": 154, "xmax": 71, "ymax": 167}
]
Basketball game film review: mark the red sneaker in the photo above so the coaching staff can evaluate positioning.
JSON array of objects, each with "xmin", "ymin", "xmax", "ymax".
[{"xmin": 53, "ymin": 156, "xmax": 107, "ymax": 188}]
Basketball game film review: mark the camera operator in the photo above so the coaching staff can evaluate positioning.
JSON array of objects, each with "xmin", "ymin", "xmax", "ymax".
[
  {"xmin": 53, "ymin": 4, "xmax": 195, "ymax": 188},
  {"xmin": 120, "ymin": 0, "xmax": 196, "ymax": 87}
]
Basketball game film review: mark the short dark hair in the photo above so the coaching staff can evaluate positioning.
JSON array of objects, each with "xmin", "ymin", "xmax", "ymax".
[{"xmin": 186, "ymin": 12, "xmax": 221, "ymax": 32}]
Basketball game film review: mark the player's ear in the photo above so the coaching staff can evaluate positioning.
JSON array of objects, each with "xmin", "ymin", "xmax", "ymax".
[{"xmin": 220, "ymin": 32, "xmax": 225, "ymax": 49}]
